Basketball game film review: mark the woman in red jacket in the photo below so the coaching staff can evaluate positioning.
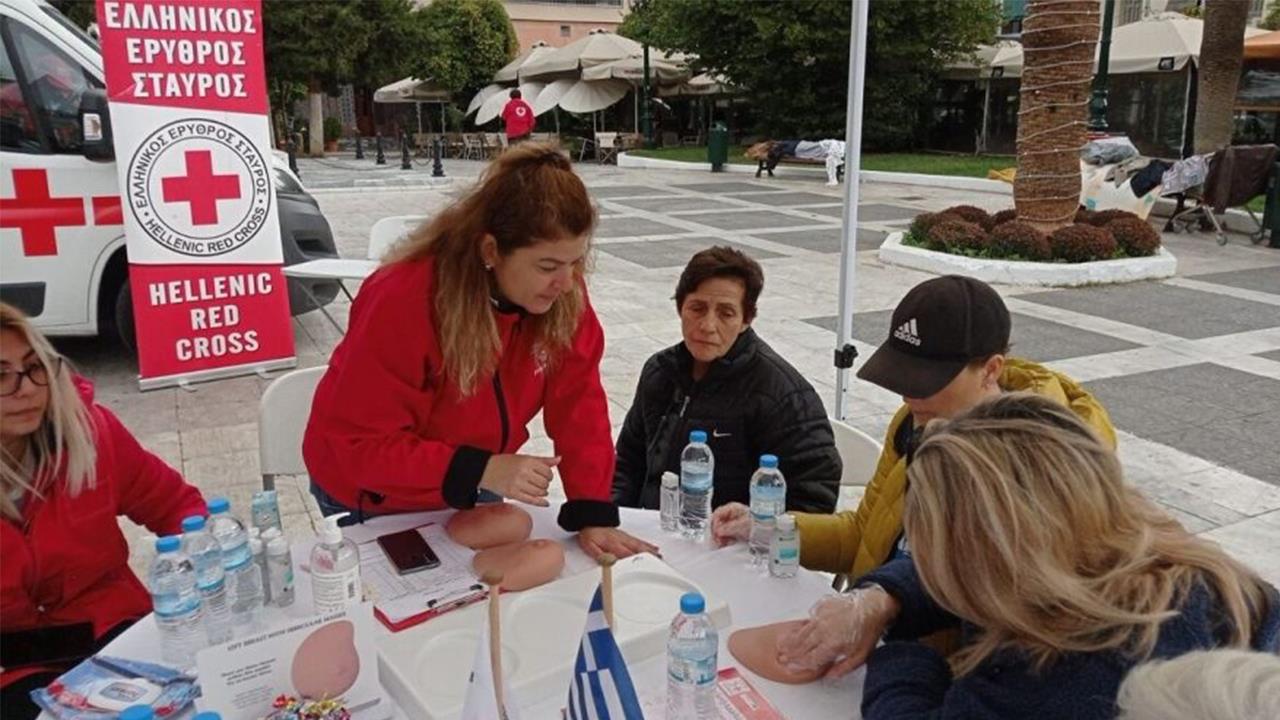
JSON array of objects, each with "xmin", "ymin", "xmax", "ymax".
[
  {"xmin": 303, "ymin": 142, "xmax": 655, "ymax": 560},
  {"xmin": 0, "ymin": 303, "xmax": 207, "ymax": 717}
]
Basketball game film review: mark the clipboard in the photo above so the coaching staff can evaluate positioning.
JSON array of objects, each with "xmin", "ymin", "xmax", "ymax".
[
  {"xmin": 356, "ymin": 522, "xmax": 488, "ymax": 632},
  {"xmin": 372, "ymin": 583, "xmax": 496, "ymax": 632}
]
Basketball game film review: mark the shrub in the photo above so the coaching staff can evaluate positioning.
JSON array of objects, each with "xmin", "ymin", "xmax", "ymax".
[
  {"xmin": 1074, "ymin": 206, "xmax": 1095, "ymax": 224},
  {"xmin": 989, "ymin": 221, "xmax": 1051, "ymax": 261},
  {"xmin": 1087, "ymin": 208, "xmax": 1140, "ymax": 227},
  {"xmin": 928, "ymin": 219, "xmax": 989, "ymax": 253},
  {"xmin": 323, "ymin": 116, "xmax": 343, "ymax": 143},
  {"xmin": 941, "ymin": 204, "xmax": 992, "ymax": 227},
  {"xmin": 1050, "ymin": 224, "xmax": 1118, "ymax": 262},
  {"xmin": 1107, "ymin": 217, "xmax": 1162, "ymax": 256},
  {"xmin": 907, "ymin": 211, "xmax": 963, "ymax": 245},
  {"xmin": 985, "ymin": 208, "xmax": 1018, "ymax": 230}
]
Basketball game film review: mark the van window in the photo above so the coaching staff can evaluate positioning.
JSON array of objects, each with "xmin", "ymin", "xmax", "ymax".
[
  {"xmin": 0, "ymin": 24, "xmax": 40, "ymax": 152},
  {"xmin": 5, "ymin": 17, "xmax": 102, "ymax": 154}
]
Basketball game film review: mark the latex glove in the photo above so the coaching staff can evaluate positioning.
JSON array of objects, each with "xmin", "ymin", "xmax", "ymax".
[
  {"xmin": 776, "ymin": 586, "xmax": 900, "ymax": 679},
  {"xmin": 478, "ymin": 454, "xmax": 558, "ymax": 506},
  {"xmin": 577, "ymin": 526, "xmax": 660, "ymax": 560},
  {"xmin": 710, "ymin": 502, "xmax": 751, "ymax": 547}
]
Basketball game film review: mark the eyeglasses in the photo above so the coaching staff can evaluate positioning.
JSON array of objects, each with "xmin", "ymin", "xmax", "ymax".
[{"xmin": 0, "ymin": 356, "xmax": 61, "ymax": 397}]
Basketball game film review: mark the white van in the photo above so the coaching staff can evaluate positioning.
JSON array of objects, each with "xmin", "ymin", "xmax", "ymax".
[{"xmin": 0, "ymin": 0, "xmax": 338, "ymax": 346}]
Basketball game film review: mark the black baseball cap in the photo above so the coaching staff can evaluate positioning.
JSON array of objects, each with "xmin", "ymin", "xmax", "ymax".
[{"xmin": 856, "ymin": 275, "xmax": 1011, "ymax": 399}]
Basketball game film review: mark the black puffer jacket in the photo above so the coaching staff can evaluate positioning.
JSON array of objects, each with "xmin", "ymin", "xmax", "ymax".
[{"xmin": 612, "ymin": 329, "xmax": 841, "ymax": 513}]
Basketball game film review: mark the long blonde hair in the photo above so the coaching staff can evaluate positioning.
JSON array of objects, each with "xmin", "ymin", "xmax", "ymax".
[
  {"xmin": 905, "ymin": 392, "xmax": 1270, "ymax": 676},
  {"xmin": 387, "ymin": 142, "xmax": 595, "ymax": 395},
  {"xmin": 0, "ymin": 302, "xmax": 97, "ymax": 521}
]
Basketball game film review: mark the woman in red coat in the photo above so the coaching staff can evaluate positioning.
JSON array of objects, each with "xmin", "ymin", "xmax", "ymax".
[
  {"xmin": 0, "ymin": 303, "xmax": 207, "ymax": 717},
  {"xmin": 303, "ymin": 142, "xmax": 655, "ymax": 560}
]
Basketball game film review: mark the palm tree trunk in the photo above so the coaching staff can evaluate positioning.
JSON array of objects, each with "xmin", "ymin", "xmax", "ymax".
[
  {"xmin": 1195, "ymin": 0, "xmax": 1250, "ymax": 154},
  {"xmin": 1014, "ymin": 0, "xmax": 1100, "ymax": 232},
  {"xmin": 308, "ymin": 80, "xmax": 325, "ymax": 157}
]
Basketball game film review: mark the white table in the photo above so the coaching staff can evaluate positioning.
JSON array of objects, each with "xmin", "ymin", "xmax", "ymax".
[{"xmin": 79, "ymin": 507, "xmax": 865, "ymax": 719}]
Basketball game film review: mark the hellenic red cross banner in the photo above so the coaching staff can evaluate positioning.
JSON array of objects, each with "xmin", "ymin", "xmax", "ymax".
[{"xmin": 96, "ymin": 0, "xmax": 294, "ymax": 388}]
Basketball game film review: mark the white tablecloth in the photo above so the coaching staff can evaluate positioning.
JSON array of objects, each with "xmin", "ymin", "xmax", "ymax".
[{"xmin": 73, "ymin": 507, "xmax": 865, "ymax": 719}]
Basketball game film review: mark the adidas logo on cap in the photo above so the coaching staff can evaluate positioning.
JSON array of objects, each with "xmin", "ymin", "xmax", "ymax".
[{"xmin": 894, "ymin": 318, "xmax": 921, "ymax": 346}]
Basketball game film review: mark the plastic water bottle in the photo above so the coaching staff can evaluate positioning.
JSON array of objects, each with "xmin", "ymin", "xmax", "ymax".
[
  {"xmin": 181, "ymin": 515, "xmax": 232, "ymax": 645},
  {"xmin": 148, "ymin": 536, "xmax": 204, "ymax": 668},
  {"xmin": 748, "ymin": 454, "xmax": 787, "ymax": 563},
  {"xmin": 207, "ymin": 498, "xmax": 263, "ymax": 634},
  {"xmin": 666, "ymin": 592, "xmax": 718, "ymax": 720},
  {"xmin": 770, "ymin": 513, "xmax": 800, "ymax": 578},
  {"xmin": 679, "ymin": 431, "xmax": 714, "ymax": 541},
  {"xmin": 659, "ymin": 470, "xmax": 680, "ymax": 533}
]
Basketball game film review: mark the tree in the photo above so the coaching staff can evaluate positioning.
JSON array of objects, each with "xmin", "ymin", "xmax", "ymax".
[
  {"xmin": 48, "ymin": 1, "xmax": 95, "ymax": 30},
  {"xmin": 1263, "ymin": 2, "xmax": 1280, "ymax": 30},
  {"xmin": 1195, "ymin": 0, "xmax": 1250, "ymax": 154},
  {"xmin": 1013, "ymin": 0, "xmax": 1097, "ymax": 232},
  {"xmin": 409, "ymin": 0, "xmax": 517, "ymax": 96},
  {"xmin": 620, "ymin": 0, "xmax": 998, "ymax": 148}
]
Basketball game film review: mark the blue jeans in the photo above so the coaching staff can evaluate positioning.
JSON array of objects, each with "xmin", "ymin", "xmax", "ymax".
[{"xmin": 309, "ymin": 482, "xmax": 502, "ymax": 526}]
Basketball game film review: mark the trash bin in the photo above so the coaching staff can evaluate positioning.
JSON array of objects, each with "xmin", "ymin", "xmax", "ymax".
[{"xmin": 708, "ymin": 123, "xmax": 728, "ymax": 173}]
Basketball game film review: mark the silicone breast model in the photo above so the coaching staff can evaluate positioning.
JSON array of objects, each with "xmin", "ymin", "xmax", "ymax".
[
  {"xmin": 727, "ymin": 621, "xmax": 830, "ymax": 684},
  {"xmin": 446, "ymin": 504, "xmax": 534, "ymax": 549},
  {"xmin": 292, "ymin": 620, "xmax": 361, "ymax": 698},
  {"xmin": 472, "ymin": 539, "xmax": 566, "ymax": 591}
]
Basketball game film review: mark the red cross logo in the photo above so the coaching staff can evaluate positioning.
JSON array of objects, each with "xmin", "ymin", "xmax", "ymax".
[
  {"xmin": 161, "ymin": 150, "xmax": 241, "ymax": 226},
  {"xmin": 0, "ymin": 169, "xmax": 86, "ymax": 256}
]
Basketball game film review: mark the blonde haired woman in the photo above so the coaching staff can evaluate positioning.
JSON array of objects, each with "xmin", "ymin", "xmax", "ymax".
[
  {"xmin": 783, "ymin": 393, "xmax": 1277, "ymax": 719},
  {"xmin": 1, "ymin": 303, "xmax": 206, "ymax": 717},
  {"xmin": 303, "ymin": 142, "xmax": 655, "ymax": 559},
  {"xmin": 1117, "ymin": 649, "xmax": 1280, "ymax": 720}
]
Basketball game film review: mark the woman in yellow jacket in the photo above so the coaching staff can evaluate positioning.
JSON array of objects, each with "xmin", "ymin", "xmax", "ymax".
[{"xmin": 711, "ymin": 276, "xmax": 1117, "ymax": 672}]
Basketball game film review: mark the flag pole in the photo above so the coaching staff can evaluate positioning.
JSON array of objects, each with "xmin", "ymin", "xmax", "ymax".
[
  {"xmin": 599, "ymin": 553, "xmax": 616, "ymax": 628},
  {"xmin": 482, "ymin": 570, "xmax": 506, "ymax": 718}
]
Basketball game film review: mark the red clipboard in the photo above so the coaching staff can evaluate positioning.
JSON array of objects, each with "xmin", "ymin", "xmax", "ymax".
[{"xmin": 373, "ymin": 585, "xmax": 495, "ymax": 632}]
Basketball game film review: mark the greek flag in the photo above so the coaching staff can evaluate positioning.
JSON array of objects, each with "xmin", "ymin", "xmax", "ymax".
[{"xmin": 566, "ymin": 585, "xmax": 645, "ymax": 720}]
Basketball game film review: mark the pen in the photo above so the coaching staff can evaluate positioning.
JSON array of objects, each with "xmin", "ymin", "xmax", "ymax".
[{"xmin": 426, "ymin": 583, "xmax": 485, "ymax": 609}]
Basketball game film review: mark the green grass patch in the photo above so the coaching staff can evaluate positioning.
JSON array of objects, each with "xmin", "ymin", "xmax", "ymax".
[{"xmin": 626, "ymin": 147, "xmax": 1016, "ymax": 178}]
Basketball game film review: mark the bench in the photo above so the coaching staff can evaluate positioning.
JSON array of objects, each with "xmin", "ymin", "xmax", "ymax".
[{"xmin": 755, "ymin": 155, "xmax": 845, "ymax": 182}]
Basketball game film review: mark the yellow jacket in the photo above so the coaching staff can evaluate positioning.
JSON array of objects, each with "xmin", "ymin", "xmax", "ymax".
[{"xmin": 794, "ymin": 358, "xmax": 1117, "ymax": 579}]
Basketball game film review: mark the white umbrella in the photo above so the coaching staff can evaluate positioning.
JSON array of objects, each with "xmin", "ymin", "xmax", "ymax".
[
  {"xmin": 557, "ymin": 79, "xmax": 630, "ymax": 114},
  {"xmin": 1107, "ymin": 12, "xmax": 1266, "ymax": 73},
  {"xmin": 519, "ymin": 28, "xmax": 644, "ymax": 80},
  {"xmin": 494, "ymin": 41, "xmax": 555, "ymax": 83},
  {"xmin": 533, "ymin": 77, "xmax": 576, "ymax": 116},
  {"xmin": 466, "ymin": 83, "xmax": 506, "ymax": 116},
  {"xmin": 373, "ymin": 76, "xmax": 450, "ymax": 103},
  {"xmin": 581, "ymin": 55, "xmax": 689, "ymax": 83},
  {"xmin": 474, "ymin": 82, "xmax": 545, "ymax": 125},
  {"xmin": 659, "ymin": 72, "xmax": 735, "ymax": 97},
  {"xmin": 945, "ymin": 40, "xmax": 1023, "ymax": 80}
]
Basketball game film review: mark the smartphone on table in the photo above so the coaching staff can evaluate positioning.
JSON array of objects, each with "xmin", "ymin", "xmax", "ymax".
[{"xmin": 376, "ymin": 527, "xmax": 441, "ymax": 575}]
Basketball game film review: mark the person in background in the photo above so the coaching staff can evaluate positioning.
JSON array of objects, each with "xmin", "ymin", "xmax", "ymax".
[
  {"xmin": 1116, "ymin": 649, "xmax": 1280, "ymax": 720},
  {"xmin": 501, "ymin": 89, "xmax": 535, "ymax": 145},
  {"xmin": 781, "ymin": 393, "xmax": 1278, "ymax": 719},
  {"xmin": 612, "ymin": 246, "xmax": 841, "ymax": 514},
  {"xmin": 0, "ymin": 303, "xmax": 206, "ymax": 719},
  {"xmin": 303, "ymin": 142, "xmax": 656, "ymax": 560},
  {"xmin": 711, "ymin": 275, "xmax": 1115, "ymax": 586}
]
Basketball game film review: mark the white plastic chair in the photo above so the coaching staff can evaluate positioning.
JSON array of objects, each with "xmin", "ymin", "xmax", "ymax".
[
  {"xmin": 831, "ymin": 419, "xmax": 882, "ymax": 488},
  {"xmin": 259, "ymin": 366, "xmax": 327, "ymax": 491},
  {"xmin": 282, "ymin": 215, "xmax": 428, "ymax": 332}
]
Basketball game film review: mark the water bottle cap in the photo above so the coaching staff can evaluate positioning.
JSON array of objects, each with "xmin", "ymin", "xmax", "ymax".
[
  {"xmin": 119, "ymin": 706, "xmax": 155, "ymax": 720},
  {"xmin": 777, "ymin": 513, "xmax": 796, "ymax": 531},
  {"xmin": 181, "ymin": 515, "xmax": 206, "ymax": 532},
  {"xmin": 679, "ymin": 592, "xmax": 705, "ymax": 614},
  {"xmin": 262, "ymin": 527, "xmax": 283, "ymax": 541},
  {"xmin": 759, "ymin": 454, "xmax": 778, "ymax": 469},
  {"xmin": 207, "ymin": 497, "xmax": 230, "ymax": 515},
  {"xmin": 689, "ymin": 430, "xmax": 707, "ymax": 443},
  {"xmin": 661, "ymin": 471, "xmax": 678, "ymax": 488},
  {"xmin": 155, "ymin": 535, "xmax": 180, "ymax": 553},
  {"xmin": 267, "ymin": 537, "xmax": 290, "ymax": 555},
  {"xmin": 249, "ymin": 537, "xmax": 264, "ymax": 554}
]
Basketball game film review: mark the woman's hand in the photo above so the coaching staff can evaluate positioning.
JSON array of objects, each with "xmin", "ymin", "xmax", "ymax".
[
  {"xmin": 776, "ymin": 585, "xmax": 901, "ymax": 679},
  {"xmin": 710, "ymin": 502, "xmax": 751, "ymax": 547},
  {"xmin": 577, "ymin": 526, "xmax": 660, "ymax": 561},
  {"xmin": 478, "ymin": 454, "xmax": 559, "ymax": 506}
]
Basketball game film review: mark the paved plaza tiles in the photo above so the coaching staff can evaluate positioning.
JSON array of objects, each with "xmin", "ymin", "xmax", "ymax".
[{"xmin": 57, "ymin": 158, "xmax": 1280, "ymax": 584}]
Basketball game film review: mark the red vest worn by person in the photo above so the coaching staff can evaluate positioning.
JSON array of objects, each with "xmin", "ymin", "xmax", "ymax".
[{"xmin": 502, "ymin": 98, "xmax": 535, "ymax": 138}]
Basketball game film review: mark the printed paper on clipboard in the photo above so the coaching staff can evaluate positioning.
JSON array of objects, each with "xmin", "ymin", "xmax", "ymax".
[{"xmin": 358, "ymin": 523, "xmax": 483, "ymax": 629}]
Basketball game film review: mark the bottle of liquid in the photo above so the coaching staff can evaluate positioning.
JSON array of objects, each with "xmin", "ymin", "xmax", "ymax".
[
  {"xmin": 659, "ymin": 470, "xmax": 680, "ymax": 533},
  {"xmin": 665, "ymin": 592, "xmax": 718, "ymax": 720},
  {"xmin": 147, "ymin": 536, "xmax": 204, "ymax": 668},
  {"xmin": 266, "ymin": 535, "xmax": 295, "ymax": 607},
  {"xmin": 180, "ymin": 515, "xmax": 232, "ymax": 645},
  {"xmin": 678, "ymin": 431, "xmax": 714, "ymax": 542},
  {"xmin": 249, "ymin": 535, "xmax": 270, "ymax": 605},
  {"xmin": 770, "ymin": 513, "xmax": 800, "ymax": 578},
  {"xmin": 207, "ymin": 497, "xmax": 263, "ymax": 634},
  {"xmin": 748, "ymin": 454, "xmax": 787, "ymax": 563},
  {"xmin": 310, "ymin": 513, "xmax": 362, "ymax": 613},
  {"xmin": 251, "ymin": 489, "xmax": 283, "ymax": 534}
]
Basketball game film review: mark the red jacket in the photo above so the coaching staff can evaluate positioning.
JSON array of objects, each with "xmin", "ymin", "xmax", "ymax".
[
  {"xmin": 303, "ymin": 256, "xmax": 619, "ymax": 530},
  {"xmin": 502, "ymin": 98, "xmax": 535, "ymax": 138},
  {"xmin": 1, "ymin": 379, "xmax": 206, "ymax": 686}
]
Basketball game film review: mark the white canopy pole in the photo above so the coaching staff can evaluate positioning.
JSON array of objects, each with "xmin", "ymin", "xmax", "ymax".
[{"xmin": 834, "ymin": 0, "xmax": 870, "ymax": 420}]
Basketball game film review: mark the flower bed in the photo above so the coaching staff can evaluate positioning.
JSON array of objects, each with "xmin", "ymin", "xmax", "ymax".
[{"xmin": 903, "ymin": 206, "xmax": 1163, "ymax": 264}]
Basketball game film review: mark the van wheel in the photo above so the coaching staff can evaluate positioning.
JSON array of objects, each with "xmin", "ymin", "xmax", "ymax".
[{"xmin": 113, "ymin": 279, "xmax": 137, "ymax": 351}]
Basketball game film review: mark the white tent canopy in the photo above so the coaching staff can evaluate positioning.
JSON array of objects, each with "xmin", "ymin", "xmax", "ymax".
[
  {"xmin": 495, "ymin": 41, "xmax": 556, "ymax": 83},
  {"xmin": 946, "ymin": 40, "xmax": 1023, "ymax": 80},
  {"xmin": 659, "ymin": 72, "xmax": 735, "ymax": 97},
  {"xmin": 466, "ymin": 83, "xmax": 505, "ymax": 116},
  {"xmin": 519, "ymin": 28, "xmax": 645, "ymax": 80},
  {"xmin": 532, "ymin": 77, "xmax": 576, "ymax": 116},
  {"xmin": 581, "ymin": 55, "xmax": 690, "ymax": 83},
  {"xmin": 373, "ymin": 76, "xmax": 450, "ymax": 104},
  {"xmin": 474, "ymin": 82, "xmax": 545, "ymax": 125},
  {"xmin": 558, "ymin": 79, "xmax": 630, "ymax": 114}
]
